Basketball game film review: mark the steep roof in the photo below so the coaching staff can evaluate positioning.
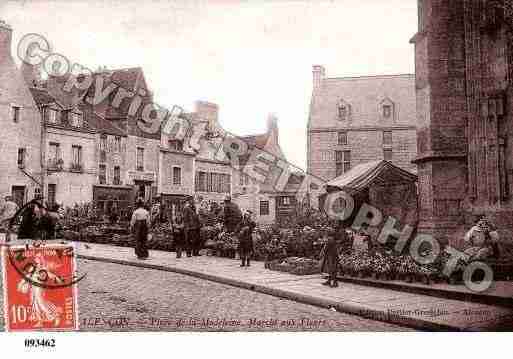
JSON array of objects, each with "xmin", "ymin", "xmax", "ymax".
[
  {"xmin": 97, "ymin": 67, "xmax": 144, "ymax": 92},
  {"xmin": 239, "ymin": 133, "xmax": 269, "ymax": 149},
  {"xmin": 309, "ymin": 73, "xmax": 416, "ymax": 129},
  {"xmin": 29, "ymin": 87, "xmax": 58, "ymax": 106}
]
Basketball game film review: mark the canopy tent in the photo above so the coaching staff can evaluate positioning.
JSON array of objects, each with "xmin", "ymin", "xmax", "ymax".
[
  {"xmin": 325, "ymin": 160, "xmax": 417, "ymax": 195},
  {"xmin": 319, "ymin": 160, "xmax": 419, "ymax": 231}
]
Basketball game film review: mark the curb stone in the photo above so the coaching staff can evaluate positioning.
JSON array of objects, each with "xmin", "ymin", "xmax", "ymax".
[{"xmin": 78, "ymin": 254, "xmax": 462, "ymax": 331}]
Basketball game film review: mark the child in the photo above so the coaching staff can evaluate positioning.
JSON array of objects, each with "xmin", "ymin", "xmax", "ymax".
[{"xmin": 321, "ymin": 229, "xmax": 340, "ymax": 288}]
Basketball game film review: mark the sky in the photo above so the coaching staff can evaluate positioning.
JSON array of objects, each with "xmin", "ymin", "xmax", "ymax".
[{"xmin": 1, "ymin": 0, "xmax": 418, "ymax": 170}]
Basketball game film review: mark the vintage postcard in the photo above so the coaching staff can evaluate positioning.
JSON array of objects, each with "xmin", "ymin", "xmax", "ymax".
[{"xmin": 0, "ymin": 0, "xmax": 513, "ymax": 348}]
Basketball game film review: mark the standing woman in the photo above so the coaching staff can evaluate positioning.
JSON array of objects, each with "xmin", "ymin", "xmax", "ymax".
[
  {"xmin": 172, "ymin": 212, "xmax": 185, "ymax": 259},
  {"xmin": 130, "ymin": 199, "xmax": 151, "ymax": 259}
]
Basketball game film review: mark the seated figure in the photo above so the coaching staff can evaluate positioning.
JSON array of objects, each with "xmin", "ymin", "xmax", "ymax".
[{"xmin": 463, "ymin": 216, "xmax": 500, "ymax": 260}]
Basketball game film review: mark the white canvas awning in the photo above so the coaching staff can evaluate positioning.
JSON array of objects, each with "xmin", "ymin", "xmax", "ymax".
[{"xmin": 325, "ymin": 160, "xmax": 417, "ymax": 195}]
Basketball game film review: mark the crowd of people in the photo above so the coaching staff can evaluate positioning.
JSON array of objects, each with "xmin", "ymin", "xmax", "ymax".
[
  {"xmin": 129, "ymin": 195, "xmax": 257, "ymax": 267},
  {"xmin": 1, "ymin": 193, "xmax": 503, "ymax": 284}
]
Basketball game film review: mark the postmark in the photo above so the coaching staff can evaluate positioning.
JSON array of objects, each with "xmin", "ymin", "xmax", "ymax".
[{"xmin": 1, "ymin": 243, "xmax": 79, "ymax": 331}]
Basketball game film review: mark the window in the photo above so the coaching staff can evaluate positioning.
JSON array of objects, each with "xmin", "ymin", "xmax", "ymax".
[
  {"xmin": 338, "ymin": 131, "xmax": 347, "ymax": 145},
  {"xmin": 47, "ymin": 184, "xmax": 56, "ymax": 208},
  {"xmin": 195, "ymin": 171, "xmax": 207, "ymax": 192},
  {"xmin": 136, "ymin": 147, "xmax": 144, "ymax": 171},
  {"xmin": 47, "ymin": 108, "xmax": 59, "ymax": 124},
  {"xmin": 71, "ymin": 112, "xmax": 83, "ymax": 127},
  {"xmin": 383, "ymin": 131, "xmax": 392, "ymax": 145},
  {"xmin": 12, "ymin": 106, "xmax": 20, "ymax": 123},
  {"xmin": 48, "ymin": 142, "xmax": 61, "ymax": 169},
  {"xmin": 335, "ymin": 150, "xmax": 351, "ymax": 176},
  {"xmin": 99, "ymin": 164, "xmax": 106, "ymax": 184},
  {"xmin": 113, "ymin": 166, "xmax": 121, "ymax": 185},
  {"xmin": 168, "ymin": 139, "xmax": 183, "ymax": 151},
  {"xmin": 195, "ymin": 171, "xmax": 230, "ymax": 193},
  {"xmin": 383, "ymin": 105, "xmax": 392, "ymax": 118},
  {"xmin": 114, "ymin": 136, "xmax": 121, "ymax": 152},
  {"xmin": 383, "ymin": 149, "xmax": 393, "ymax": 162},
  {"xmin": 17, "ymin": 148, "xmax": 26, "ymax": 168},
  {"xmin": 240, "ymin": 172, "xmax": 250, "ymax": 186},
  {"xmin": 338, "ymin": 104, "xmax": 347, "ymax": 120},
  {"xmin": 172, "ymin": 167, "xmax": 181, "ymax": 185},
  {"xmin": 71, "ymin": 145, "xmax": 82, "ymax": 170},
  {"xmin": 100, "ymin": 135, "xmax": 107, "ymax": 150},
  {"xmin": 282, "ymin": 197, "xmax": 291, "ymax": 206},
  {"xmin": 100, "ymin": 134, "xmax": 107, "ymax": 162},
  {"xmin": 260, "ymin": 201, "xmax": 270, "ymax": 216}
]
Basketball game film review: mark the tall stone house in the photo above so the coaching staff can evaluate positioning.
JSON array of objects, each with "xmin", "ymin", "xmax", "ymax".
[
  {"xmin": 0, "ymin": 21, "xmax": 42, "ymax": 208},
  {"xmin": 307, "ymin": 65, "xmax": 418, "ymax": 187},
  {"xmin": 411, "ymin": 0, "xmax": 513, "ymax": 244}
]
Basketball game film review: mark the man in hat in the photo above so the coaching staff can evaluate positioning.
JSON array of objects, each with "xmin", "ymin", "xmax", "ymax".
[
  {"xmin": 223, "ymin": 195, "xmax": 242, "ymax": 234},
  {"xmin": 183, "ymin": 197, "xmax": 201, "ymax": 256},
  {"xmin": 239, "ymin": 210, "xmax": 256, "ymax": 267}
]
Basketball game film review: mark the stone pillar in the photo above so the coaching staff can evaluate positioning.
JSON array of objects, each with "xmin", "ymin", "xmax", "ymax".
[{"xmin": 411, "ymin": 0, "xmax": 469, "ymax": 245}]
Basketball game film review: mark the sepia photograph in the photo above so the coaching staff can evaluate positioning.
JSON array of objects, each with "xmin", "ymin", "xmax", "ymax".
[{"xmin": 0, "ymin": 0, "xmax": 512, "ymax": 352}]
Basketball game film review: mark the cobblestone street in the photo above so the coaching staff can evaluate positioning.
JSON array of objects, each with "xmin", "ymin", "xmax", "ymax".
[{"xmin": 0, "ymin": 259, "xmax": 412, "ymax": 332}]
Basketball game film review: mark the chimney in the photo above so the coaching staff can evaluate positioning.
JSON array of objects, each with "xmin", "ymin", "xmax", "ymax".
[
  {"xmin": 312, "ymin": 65, "xmax": 325, "ymax": 91},
  {"xmin": 267, "ymin": 113, "xmax": 279, "ymax": 141},
  {"xmin": 0, "ymin": 20, "xmax": 13, "ymax": 60},
  {"xmin": 195, "ymin": 100, "xmax": 219, "ymax": 130},
  {"xmin": 21, "ymin": 62, "xmax": 43, "ymax": 87}
]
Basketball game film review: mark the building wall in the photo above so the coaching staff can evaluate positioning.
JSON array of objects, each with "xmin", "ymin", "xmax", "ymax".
[
  {"xmin": 159, "ymin": 149, "xmax": 194, "ymax": 196},
  {"xmin": 126, "ymin": 135, "xmax": 160, "ymax": 185},
  {"xmin": 309, "ymin": 128, "xmax": 417, "ymax": 181},
  {"xmin": 45, "ymin": 128, "xmax": 96, "ymax": 206},
  {"xmin": 0, "ymin": 23, "xmax": 42, "ymax": 203},
  {"xmin": 97, "ymin": 133, "xmax": 128, "ymax": 185},
  {"xmin": 307, "ymin": 69, "xmax": 418, "ymax": 184},
  {"xmin": 234, "ymin": 192, "xmax": 275, "ymax": 225}
]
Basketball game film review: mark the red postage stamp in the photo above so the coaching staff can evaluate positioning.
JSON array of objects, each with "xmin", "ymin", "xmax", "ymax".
[{"xmin": 2, "ymin": 243, "xmax": 79, "ymax": 332}]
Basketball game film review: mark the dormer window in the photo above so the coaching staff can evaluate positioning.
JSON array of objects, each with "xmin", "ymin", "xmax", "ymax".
[
  {"xmin": 337, "ymin": 99, "xmax": 351, "ymax": 121},
  {"xmin": 383, "ymin": 105, "xmax": 392, "ymax": 118},
  {"xmin": 47, "ymin": 108, "xmax": 58, "ymax": 124},
  {"xmin": 338, "ymin": 105, "xmax": 347, "ymax": 120},
  {"xmin": 70, "ymin": 112, "xmax": 84, "ymax": 127},
  {"xmin": 379, "ymin": 97, "xmax": 395, "ymax": 121}
]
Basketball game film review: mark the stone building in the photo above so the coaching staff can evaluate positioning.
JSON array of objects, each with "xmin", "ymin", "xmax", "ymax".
[
  {"xmin": 411, "ymin": 0, "xmax": 513, "ymax": 245},
  {"xmin": 307, "ymin": 66, "xmax": 418, "ymax": 185},
  {"xmin": 0, "ymin": 21, "xmax": 42, "ymax": 207},
  {"xmin": 4, "ymin": 20, "xmax": 290, "ymax": 224},
  {"xmin": 28, "ymin": 86, "xmax": 97, "ymax": 208}
]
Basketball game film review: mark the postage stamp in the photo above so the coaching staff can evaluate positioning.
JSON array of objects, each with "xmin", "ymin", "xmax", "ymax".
[{"xmin": 1, "ymin": 243, "xmax": 79, "ymax": 332}]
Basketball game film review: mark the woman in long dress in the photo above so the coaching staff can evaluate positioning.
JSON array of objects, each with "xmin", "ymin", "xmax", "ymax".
[{"xmin": 130, "ymin": 199, "xmax": 151, "ymax": 259}]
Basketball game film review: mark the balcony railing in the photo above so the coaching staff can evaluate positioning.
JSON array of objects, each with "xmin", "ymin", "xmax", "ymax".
[
  {"xmin": 70, "ymin": 163, "xmax": 83, "ymax": 173},
  {"xmin": 47, "ymin": 158, "xmax": 64, "ymax": 171}
]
